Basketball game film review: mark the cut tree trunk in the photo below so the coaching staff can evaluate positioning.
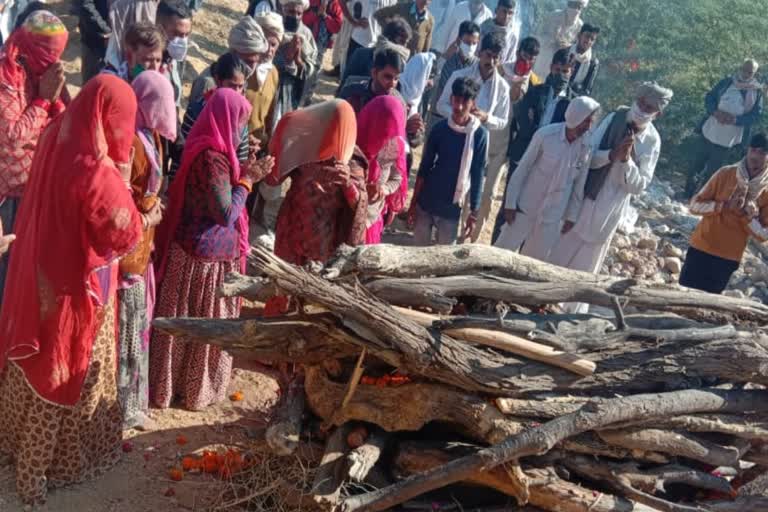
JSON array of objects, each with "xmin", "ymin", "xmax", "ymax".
[
  {"xmin": 366, "ymin": 274, "xmax": 768, "ymax": 324},
  {"xmin": 266, "ymin": 377, "xmax": 305, "ymax": 456},
  {"xmin": 312, "ymin": 424, "xmax": 352, "ymax": 509},
  {"xmin": 339, "ymin": 388, "xmax": 768, "ymax": 511},
  {"xmin": 219, "ymin": 272, "xmax": 278, "ymax": 302},
  {"xmin": 394, "ymin": 441, "xmax": 660, "ymax": 512},
  {"xmin": 304, "ymin": 366, "xmax": 525, "ymax": 444},
  {"xmin": 597, "ymin": 428, "xmax": 742, "ymax": 467},
  {"xmin": 561, "ymin": 454, "xmax": 733, "ymax": 495},
  {"xmin": 151, "ymin": 314, "xmax": 359, "ymax": 364},
  {"xmin": 321, "ymin": 244, "xmax": 768, "ymax": 323}
]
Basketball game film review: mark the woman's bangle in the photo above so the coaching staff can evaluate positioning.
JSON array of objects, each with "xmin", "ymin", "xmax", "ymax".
[{"xmin": 238, "ymin": 179, "xmax": 253, "ymax": 193}]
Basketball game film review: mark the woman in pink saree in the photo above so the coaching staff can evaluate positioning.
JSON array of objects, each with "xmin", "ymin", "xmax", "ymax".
[{"xmin": 356, "ymin": 95, "xmax": 407, "ymax": 244}]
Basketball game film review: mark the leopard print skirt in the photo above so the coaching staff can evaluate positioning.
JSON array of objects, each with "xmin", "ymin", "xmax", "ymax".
[{"xmin": 0, "ymin": 302, "xmax": 123, "ymax": 505}]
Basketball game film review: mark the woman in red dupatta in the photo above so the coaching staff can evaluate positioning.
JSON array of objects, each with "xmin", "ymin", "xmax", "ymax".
[
  {"xmin": 150, "ymin": 88, "xmax": 272, "ymax": 412},
  {"xmin": 0, "ymin": 74, "xmax": 142, "ymax": 506},
  {"xmin": 356, "ymin": 95, "xmax": 407, "ymax": 244}
]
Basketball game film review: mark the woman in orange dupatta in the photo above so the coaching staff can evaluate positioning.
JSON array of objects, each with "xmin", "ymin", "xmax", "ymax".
[
  {"xmin": 267, "ymin": 99, "xmax": 367, "ymax": 268},
  {"xmin": 0, "ymin": 74, "xmax": 142, "ymax": 505}
]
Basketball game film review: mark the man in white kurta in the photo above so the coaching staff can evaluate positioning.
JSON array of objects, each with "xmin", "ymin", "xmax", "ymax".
[
  {"xmin": 532, "ymin": 0, "xmax": 587, "ymax": 79},
  {"xmin": 495, "ymin": 96, "xmax": 600, "ymax": 261},
  {"xmin": 552, "ymin": 82, "xmax": 672, "ymax": 312},
  {"xmin": 432, "ymin": 0, "xmax": 491, "ymax": 55}
]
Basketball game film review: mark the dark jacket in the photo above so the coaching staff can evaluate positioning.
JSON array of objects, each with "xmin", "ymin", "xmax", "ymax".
[
  {"xmin": 78, "ymin": 0, "xmax": 111, "ymax": 49},
  {"xmin": 570, "ymin": 57, "xmax": 599, "ymax": 97},
  {"xmin": 698, "ymin": 76, "xmax": 763, "ymax": 148},
  {"xmin": 507, "ymin": 83, "xmax": 571, "ymax": 162}
]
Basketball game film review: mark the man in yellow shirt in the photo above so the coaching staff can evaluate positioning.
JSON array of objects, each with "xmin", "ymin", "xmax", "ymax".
[{"xmin": 681, "ymin": 132, "xmax": 768, "ymax": 293}]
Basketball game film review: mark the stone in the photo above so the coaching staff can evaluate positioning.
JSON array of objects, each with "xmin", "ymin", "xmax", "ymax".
[
  {"xmin": 637, "ymin": 237, "xmax": 659, "ymax": 251},
  {"xmin": 661, "ymin": 243, "xmax": 683, "ymax": 258},
  {"xmin": 663, "ymin": 257, "xmax": 682, "ymax": 274},
  {"xmin": 617, "ymin": 249, "xmax": 634, "ymax": 263}
]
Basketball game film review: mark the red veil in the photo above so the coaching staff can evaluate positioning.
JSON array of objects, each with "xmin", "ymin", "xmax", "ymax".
[{"xmin": 0, "ymin": 75, "xmax": 142, "ymax": 406}]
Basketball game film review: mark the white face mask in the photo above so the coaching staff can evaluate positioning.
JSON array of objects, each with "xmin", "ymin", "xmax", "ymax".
[
  {"xmin": 167, "ymin": 36, "xmax": 189, "ymax": 62},
  {"xmin": 459, "ymin": 42, "xmax": 477, "ymax": 58},
  {"xmin": 629, "ymin": 101, "xmax": 655, "ymax": 127}
]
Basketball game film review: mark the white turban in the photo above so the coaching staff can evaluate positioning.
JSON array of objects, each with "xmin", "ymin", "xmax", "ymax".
[
  {"xmin": 279, "ymin": 0, "xmax": 309, "ymax": 9},
  {"xmin": 636, "ymin": 81, "xmax": 674, "ymax": 111},
  {"xmin": 565, "ymin": 96, "xmax": 600, "ymax": 129},
  {"xmin": 229, "ymin": 16, "xmax": 268, "ymax": 54},
  {"xmin": 254, "ymin": 12, "xmax": 285, "ymax": 41},
  {"xmin": 574, "ymin": 0, "xmax": 589, "ymax": 6}
]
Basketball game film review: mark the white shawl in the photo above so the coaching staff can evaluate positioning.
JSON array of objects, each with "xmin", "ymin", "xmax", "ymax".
[{"xmin": 448, "ymin": 115, "xmax": 482, "ymax": 205}]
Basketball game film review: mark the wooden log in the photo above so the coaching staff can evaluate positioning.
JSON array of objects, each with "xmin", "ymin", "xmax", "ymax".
[
  {"xmin": 561, "ymin": 432, "xmax": 669, "ymax": 464},
  {"xmin": 597, "ymin": 428, "xmax": 741, "ymax": 467},
  {"xmin": 304, "ymin": 366, "xmax": 525, "ymax": 444},
  {"xmin": 219, "ymin": 272, "xmax": 278, "ymax": 302},
  {"xmin": 498, "ymin": 398, "xmax": 768, "ymax": 440},
  {"xmin": 151, "ymin": 314, "xmax": 359, "ymax": 364},
  {"xmin": 322, "ymin": 244, "xmax": 768, "ymax": 323},
  {"xmin": 245, "ymin": 248, "xmax": 768, "ymax": 397},
  {"xmin": 367, "ymin": 275, "xmax": 768, "ymax": 324},
  {"xmin": 561, "ymin": 454, "xmax": 733, "ymax": 495},
  {"xmin": 155, "ymin": 316, "xmax": 768, "ymax": 397},
  {"xmin": 394, "ymin": 441, "xmax": 659, "ymax": 512},
  {"xmin": 347, "ymin": 428, "xmax": 390, "ymax": 483},
  {"xmin": 266, "ymin": 377, "xmax": 305, "ymax": 456},
  {"xmin": 442, "ymin": 327, "xmax": 596, "ymax": 377},
  {"xmin": 312, "ymin": 424, "xmax": 352, "ymax": 508},
  {"xmin": 339, "ymin": 388, "xmax": 768, "ymax": 511}
]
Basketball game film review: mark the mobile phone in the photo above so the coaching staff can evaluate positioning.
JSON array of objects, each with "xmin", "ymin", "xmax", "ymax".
[{"xmin": 353, "ymin": 2, "xmax": 363, "ymax": 20}]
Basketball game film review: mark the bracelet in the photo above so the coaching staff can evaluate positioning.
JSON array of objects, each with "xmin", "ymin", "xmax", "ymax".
[{"xmin": 238, "ymin": 179, "xmax": 253, "ymax": 193}]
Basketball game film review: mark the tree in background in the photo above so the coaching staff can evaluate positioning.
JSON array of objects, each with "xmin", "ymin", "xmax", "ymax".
[{"xmin": 534, "ymin": 0, "xmax": 768, "ymax": 186}]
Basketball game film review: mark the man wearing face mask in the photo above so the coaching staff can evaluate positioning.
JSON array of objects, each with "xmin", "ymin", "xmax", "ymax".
[
  {"xmin": 274, "ymin": 0, "xmax": 318, "ymax": 114},
  {"xmin": 490, "ymin": 47, "xmax": 572, "ymax": 243},
  {"xmin": 156, "ymin": 0, "xmax": 193, "ymax": 105},
  {"xmin": 552, "ymin": 82, "xmax": 672, "ymax": 312},
  {"xmin": 433, "ymin": 0, "xmax": 490, "ymax": 56},
  {"xmin": 685, "ymin": 59, "xmax": 764, "ymax": 199},
  {"xmin": 187, "ymin": 16, "xmax": 269, "ymax": 106},
  {"xmin": 495, "ymin": 96, "xmax": 599, "ymax": 262},
  {"xmin": 532, "ymin": 0, "xmax": 587, "ymax": 79},
  {"xmin": 427, "ymin": 20, "xmax": 478, "ymax": 131},
  {"xmin": 479, "ymin": 0, "xmax": 517, "ymax": 73},
  {"xmin": 568, "ymin": 23, "xmax": 599, "ymax": 96}
]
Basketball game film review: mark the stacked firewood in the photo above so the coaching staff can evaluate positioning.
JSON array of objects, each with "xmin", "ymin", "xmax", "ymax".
[{"xmin": 154, "ymin": 244, "xmax": 768, "ymax": 512}]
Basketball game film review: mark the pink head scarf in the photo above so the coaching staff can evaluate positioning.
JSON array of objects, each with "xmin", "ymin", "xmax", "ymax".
[
  {"xmin": 357, "ymin": 95, "xmax": 407, "ymax": 212},
  {"xmin": 131, "ymin": 70, "xmax": 176, "ymax": 193},
  {"xmin": 132, "ymin": 70, "xmax": 177, "ymax": 140},
  {"xmin": 156, "ymin": 88, "xmax": 252, "ymax": 279}
]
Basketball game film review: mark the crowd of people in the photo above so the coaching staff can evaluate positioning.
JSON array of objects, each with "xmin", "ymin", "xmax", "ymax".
[{"xmin": 0, "ymin": 0, "xmax": 765, "ymax": 505}]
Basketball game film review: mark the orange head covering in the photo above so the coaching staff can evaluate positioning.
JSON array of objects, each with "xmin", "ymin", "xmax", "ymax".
[{"xmin": 269, "ymin": 99, "xmax": 357, "ymax": 179}]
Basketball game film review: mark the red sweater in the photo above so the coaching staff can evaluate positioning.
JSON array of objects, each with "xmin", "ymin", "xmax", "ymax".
[{"xmin": 303, "ymin": 0, "xmax": 343, "ymax": 41}]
